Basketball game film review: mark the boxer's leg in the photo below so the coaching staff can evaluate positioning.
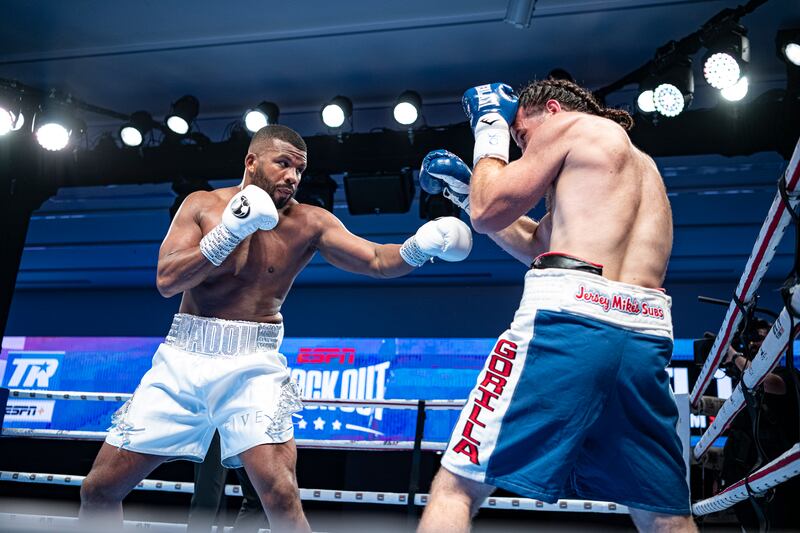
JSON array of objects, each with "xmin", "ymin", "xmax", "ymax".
[
  {"xmin": 629, "ymin": 508, "xmax": 697, "ymax": 533},
  {"xmin": 418, "ymin": 467, "xmax": 494, "ymax": 533},
  {"xmin": 239, "ymin": 440, "xmax": 310, "ymax": 533},
  {"xmin": 79, "ymin": 443, "xmax": 167, "ymax": 526}
]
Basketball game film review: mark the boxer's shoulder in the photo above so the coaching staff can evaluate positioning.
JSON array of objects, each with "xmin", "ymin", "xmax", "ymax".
[
  {"xmin": 276, "ymin": 201, "xmax": 340, "ymax": 239},
  {"xmin": 563, "ymin": 114, "xmax": 631, "ymax": 163},
  {"xmin": 182, "ymin": 187, "xmax": 231, "ymax": 207}
]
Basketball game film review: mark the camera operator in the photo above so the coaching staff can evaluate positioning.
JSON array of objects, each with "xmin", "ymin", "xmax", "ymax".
[{"xmin": 718, "ymin": 318, "xmax": 800, "ymax": 530}]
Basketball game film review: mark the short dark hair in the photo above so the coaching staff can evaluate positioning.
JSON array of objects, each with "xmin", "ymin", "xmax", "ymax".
[
  {"xmin": 518, "ymin": 78, "xmax": 634, "ymax": 131},
  {"xmin": 249, "ymin": 124, "xmax": 307, "ymax": 154}
]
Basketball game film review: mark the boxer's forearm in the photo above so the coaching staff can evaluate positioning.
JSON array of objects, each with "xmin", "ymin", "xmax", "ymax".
[
  {"xmin": 156, "ymin": 248, "xmax": 218, "ymax": 297},
  {"xmin": 372, "ymin": 244, "xmax": 417, "ymax": 278},
  {"xmin": 469, "ymin": 159, "xmax": 519, "ymax": 234},
  {"xmin": 488, "ymin": 217, "xmax": 545, "ymax": 265}
]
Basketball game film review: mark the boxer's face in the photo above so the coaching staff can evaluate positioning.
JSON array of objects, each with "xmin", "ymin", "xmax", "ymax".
[
  {"xmin": 511, "ymin": 109, "xmax": 544, "ymax": 153},
  {"xmin": 511, "ymin": 99, "xmax": 561, "ymax": 153},
  {"xmin": 247, "ymin": 139, "xmax": 307, "ymax": 209}
]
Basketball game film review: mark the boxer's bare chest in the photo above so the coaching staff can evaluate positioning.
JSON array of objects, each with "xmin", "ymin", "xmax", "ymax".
[{"xmin": 191, "ymin": 208, "xmax": 318, "ymax": 309}]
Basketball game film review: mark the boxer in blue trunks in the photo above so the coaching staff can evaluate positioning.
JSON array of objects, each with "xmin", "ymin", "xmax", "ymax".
[
  {"xmin": 417, "ymin": 79, "xmax": 696, "ymax": 532},
  {"xmin": 77, "ymin": 125, "xmax": 473, "ymax": 533}
]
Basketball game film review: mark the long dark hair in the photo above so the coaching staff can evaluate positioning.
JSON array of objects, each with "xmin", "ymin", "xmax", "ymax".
[{"xmin": 518, "ymin": 79, "xmax": 634, "ymax": 131}]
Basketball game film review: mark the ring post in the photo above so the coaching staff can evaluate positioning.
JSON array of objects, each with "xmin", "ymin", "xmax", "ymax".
[{"xmin": 407, "ymin": 400, "xmax": 427, "ymax": 520}]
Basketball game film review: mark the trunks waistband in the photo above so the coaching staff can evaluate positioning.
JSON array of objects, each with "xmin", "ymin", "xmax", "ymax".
[
  {"xmin": 531, "ymin": 252, "xmax": 603, "ymax": 276},
  {"xmin": 165, "ymin": 313, "xmax": 283, "ymax": 357},
  {"xmin": 522, "ymin": 268, "xmax": 673, "ymax": 337}
]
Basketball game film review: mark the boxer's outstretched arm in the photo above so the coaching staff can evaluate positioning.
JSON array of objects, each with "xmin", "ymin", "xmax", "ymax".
[
  {"xmin": 156, "ymin": 192, "xmax": 219, "ymax": 297},
  {"xmin": 314, "ymin": 211, "xmax": 415, "ymax": 279}
]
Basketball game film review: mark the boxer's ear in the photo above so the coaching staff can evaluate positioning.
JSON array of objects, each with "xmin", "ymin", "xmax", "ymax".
[
  {"xmin": 244, "ymin": 152, "xmax": 257, "ymax": 172},
  {"xmin": 545, "ymin": 99, "xmax": 562, "ymax": 114}
]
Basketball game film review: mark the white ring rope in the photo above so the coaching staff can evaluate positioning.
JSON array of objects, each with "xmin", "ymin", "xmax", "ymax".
[
  {"xmin": 692, "ymin": 443, "xmax": 800, "ymax": 516},
  {"xmin": 690, "ymin": 135, "xmax": 800, "ymax": 407},
  {"xmin": 0, "ymin": 470, "xmax": 629, "ymax": 514},
  {"xmin": 5, "ymin": 390, "xmax": 466, "ymax": 410},
  {"xmin": 0, "ymin": 428, "xmax": 448, "ymax": 451},
  {"xmin": 693, "ymin": 285, "xmax": 800, "ymax": 460}
]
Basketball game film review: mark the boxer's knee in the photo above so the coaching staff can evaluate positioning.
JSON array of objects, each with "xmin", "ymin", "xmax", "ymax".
[
  {"xmin": 629, "ymin": 508, "xmax": 697, "ymax": 533},
  {"xmin": 80, "ymin": 472, "xmax": 124, "ymax": 506},
  {"xmin": 251, "ymin": 468, "xmax": 302, "ymax": 516},
  {"xmin": 429, "ymin": 468, "xmax": 492, "ymax": 517}
]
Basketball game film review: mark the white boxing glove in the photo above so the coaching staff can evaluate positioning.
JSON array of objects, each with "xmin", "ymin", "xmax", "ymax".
[
  {"xmin": 200, "ymin": 185, "xmax": 279, "ymax": 266},
  {"xmin": 399, "ymin": 217, "xmax": 473, "ymax": 267}
]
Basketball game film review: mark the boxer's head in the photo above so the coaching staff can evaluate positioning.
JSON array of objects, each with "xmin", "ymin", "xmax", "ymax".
[
  {"xmin": 245, "ymin": 125, "xmax": 307, "ymax": 209},
  {"xmin": 512, "ymin": 78, "xmax": 634, "ymax": 151}
]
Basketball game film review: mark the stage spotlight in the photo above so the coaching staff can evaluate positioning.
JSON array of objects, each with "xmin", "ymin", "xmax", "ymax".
[
  {"xmin": 721, "ymin": 75, "xmax": 749, "ymax": 101},
  {"xmin": 0, "ymin": 92, "xmax": 25, "ymax": 136},
  {"xmin": 321, "ymin": 96, "xmax": 352, "ymax": 128},
  {"xmin": 33, "ymin": 104, "xmax": 80, "ymax": 151},
  {"xmin": 166, "ymin": 95, "xmax": 199, "ymax": 135},
  {"xmin": 787, "ymin": 44, "xmax": 800, "ymax": 66},
  {"xmin": 636, "ymin": 89, "xmax": 656, "ymax": 114},
  {"xmin": 649, "ymin": 59, "xmax": 693, "ymax": 118},
  {"xmin": 777, "ymin": 29, "xmax": 800, "ymax": 67},
  {"xmin": 119, "ymin": 111, "xmax": 155, "ymax": 147},
  {"xmin": 653, "ymin": 84, "xmax": 685, "ymax": 117},
  {"xmin": 244, "ymin": 101, "xmax": 279, "ymax": 133},
  {"xmin": 0, "ymin": 109, "xmax": 23, "ymax": 136},
  {"xmin": 702, "ymin": 24, "xmax": 749, "ymax": 89},
  {"xmin": 393, "ymin": 91, "xmax": 421, "ymax": 126},
  {"xmin": 504, "ymin": 0, "xmax": 536, "ymax": 29}
]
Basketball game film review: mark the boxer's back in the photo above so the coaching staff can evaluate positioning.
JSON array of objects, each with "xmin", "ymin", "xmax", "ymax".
[{"xmin": 547, "ymin": 114, "xmax": 672, "ymax": 288}]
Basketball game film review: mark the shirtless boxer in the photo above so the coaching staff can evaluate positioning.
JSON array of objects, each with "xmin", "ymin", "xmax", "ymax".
[
  {"xmin": 78, "ymin": 125, "xmax": 472, "ymax": 533},
  {"xmin": 417, "ymin": 79, "xmax": 696, "ymax": 532}
]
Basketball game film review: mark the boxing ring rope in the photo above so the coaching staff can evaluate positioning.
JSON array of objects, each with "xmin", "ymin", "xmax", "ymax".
[
  {"xmin": 692, "ymin": 443, "xmax": 800, "ymax": 516},
  {"xmin": 5, "ymin": 390, "xmax": 466, "ymax": 410},
  {"xmin": 689, "ymin": 135, "xmax": 800, "ymax": 408},
  {"xmin": 0, "ymin": 391, "xmax": 630, "ymax": 518},
  {"xmin": 690, "ymin": 135, "xmax": 800, "ymax": 517},
  {"xmin": 0, "ymin": 427, "xmax": 448, "ymax": 451},
  {"xmin": 692, "ymin": 286, "xmax": 800, "ymax": 460},
  {"xmin": 0, "ymin": 470, "xmax": 628, "ymax": 514},
  {"xmin": 1, "ymin": 392, "xmax": 463, "ymax": 450}
]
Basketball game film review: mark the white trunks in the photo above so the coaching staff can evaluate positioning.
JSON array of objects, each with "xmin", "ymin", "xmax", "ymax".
[{"xmin": 105, "ymin": 313, "xmax": 302, "ymax": 468}]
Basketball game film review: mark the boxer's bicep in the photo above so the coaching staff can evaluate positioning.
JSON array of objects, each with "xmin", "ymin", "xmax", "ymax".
[
  {"xmin": 314, "ymin": 216, "xmax": 385, "ymax": 275},
  {"xmin": 159, "ymin": 193, "xmax": 206, "ymax": 260},
  {"xmin": 316, "ymin": 214, "xmax": 413, "ymax": 278},
  {"xmin": 156, "ymin": 193, "xmax": 218, "ymax": 297}
]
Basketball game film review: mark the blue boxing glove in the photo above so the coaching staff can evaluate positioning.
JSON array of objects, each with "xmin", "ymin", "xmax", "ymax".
[
  {"xmin": 419, "ymin": 149, "xmax": 472, "ymax": 214},
  {"xmin": 462, "ymin": 83, "xmax": 518, "ymax": 166}
]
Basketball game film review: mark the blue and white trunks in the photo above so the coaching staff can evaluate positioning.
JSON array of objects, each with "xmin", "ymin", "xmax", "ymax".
[
  {"xmin": 105, "ymin": 313, "xmax": 303, "ymax": 468},
  {"xmin": 441, "ymin": 264, "xmax": 690, "ymax": 515}
]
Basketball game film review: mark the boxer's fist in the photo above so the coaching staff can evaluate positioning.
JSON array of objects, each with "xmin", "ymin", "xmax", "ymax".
[
  {"xmin": 200, "ymin": 185, "xmax": 279, "ymax": 266},
  {"xmin": 399, "ymin": 217, "xmax": 473, "ymax": 267},
  {"xmin": 222, "ymin": 184, "xmax": 279, "ymax": 239},
  {"xmin": 462, "ymin": 83, "xmax": 518, "ymax": 166},
  {"xmin": 419, "ymin": 149, "xmax": 472, "ymax": 214}
]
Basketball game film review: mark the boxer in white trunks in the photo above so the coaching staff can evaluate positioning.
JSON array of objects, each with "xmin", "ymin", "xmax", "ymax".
[
  {"xmin": 78, "ymin": 124, "xmax": 472, "ymax": 532},
  {"xmin": 417, "ymin": 79, "xmax": 696, "ymax": 533}
]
